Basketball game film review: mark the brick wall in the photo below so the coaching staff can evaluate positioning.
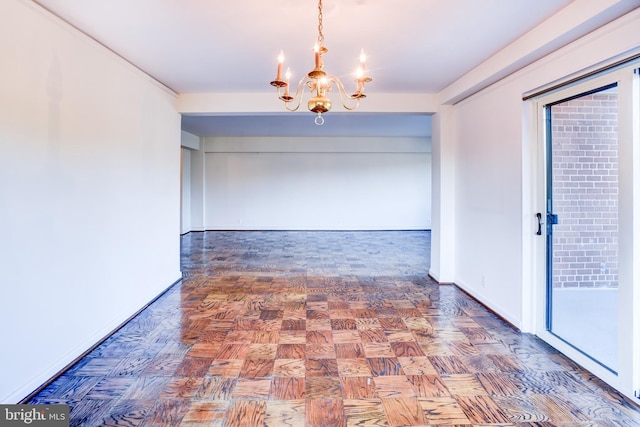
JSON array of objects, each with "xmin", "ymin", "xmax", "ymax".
[{"xmin": 550, "ymin": 88, "xmax": 618, "ymax": 289}]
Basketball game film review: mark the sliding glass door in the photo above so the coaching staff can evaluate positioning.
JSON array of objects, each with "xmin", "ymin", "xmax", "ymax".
[
  {"xmin": 534, "ymin": 64, "xmax": 640, "ymax": 400},
  {"xmin": 545, "ymin": 84, "xmax": 620, "ymax": 372}
]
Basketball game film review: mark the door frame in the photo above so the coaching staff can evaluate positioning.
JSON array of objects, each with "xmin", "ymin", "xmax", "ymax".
[{"xmin": 525, "ymin": 64, "xmax": 640, "ymax": 401}]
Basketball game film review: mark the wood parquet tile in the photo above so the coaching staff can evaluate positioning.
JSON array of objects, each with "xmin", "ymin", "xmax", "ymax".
[
  {"xmin": 26, "ymin": 231, "xmax": 640, "ymax": 426},
  {"xmin": 263, "ymin": 400, "xmax": 305, "ymax": 427}
]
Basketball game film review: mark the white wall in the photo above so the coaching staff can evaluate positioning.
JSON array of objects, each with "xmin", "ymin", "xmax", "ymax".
[
  {"xmin": 195, "ymin": 137, "xmax": 431, "ymax": 230},
  {"xmin": 189, "ymin": 139, "xmax": 206, "ymax": 231},
  {"xmin": 443, "ymin": 9, "xmax": 640, "ymax": 329},
  {"xmin": 181, "ymin": 131, "xmax": 201, "ymax": 233},
  {"xmin": 181, "ymin": 130, "xmax": 200, "ymax": 151},
  {"xmin": 181, "ymin": 148, "xmax": 192, "ymax": 234},
  {"xmin": 429, "ymin": 106, "xmax": 456, "ymax": 283},
  {"xmin": 0, "ymin": 0, "xmax": 181, "ymax": 402}
]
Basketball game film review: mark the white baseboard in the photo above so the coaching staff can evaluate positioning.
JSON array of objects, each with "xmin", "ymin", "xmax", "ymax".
[{"xmin": 7, "ymin": 274, "xmax": 182, "ymax": 403}]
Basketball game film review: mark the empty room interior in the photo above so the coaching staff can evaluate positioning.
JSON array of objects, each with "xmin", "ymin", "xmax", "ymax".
[{"xmin": 2, "ymin": 0, "xmax": 640, "ymax": 425}]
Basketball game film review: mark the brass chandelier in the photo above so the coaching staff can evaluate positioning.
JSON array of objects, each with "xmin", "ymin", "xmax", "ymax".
[{"xmin": 269, "ymin": 0, "xmax": 372, "ymax": 125}]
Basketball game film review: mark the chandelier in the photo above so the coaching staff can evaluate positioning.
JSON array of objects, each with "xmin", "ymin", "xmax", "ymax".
[{"xmin": 269, "ymin": 0, "xmax": 372, "ymax": 125}]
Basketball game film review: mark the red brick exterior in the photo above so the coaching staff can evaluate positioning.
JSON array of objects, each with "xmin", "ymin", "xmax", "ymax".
[{"xmin": 550, "ymin": 88, "xmax": 618, "ymax": 289}]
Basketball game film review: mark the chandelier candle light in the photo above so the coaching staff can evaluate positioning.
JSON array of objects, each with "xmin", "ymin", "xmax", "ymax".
[{"xmin": 270, "ymin": 0, "xmax": 372, "ymax": 125}]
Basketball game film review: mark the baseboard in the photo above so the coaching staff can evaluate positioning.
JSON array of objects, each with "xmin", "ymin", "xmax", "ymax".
[
  {"xmin": 428, "ymin": 270, "xmax": 455, "ymax": 285},
  {"xmin": 17, "ymin": 275, "xmax": 183, "ymax": 404},
  {"xmin": 453, "ymin": 281, "xmax": 521, "ymax": 332},
  {"xmin": 428, "ymin": 273, "xmax": 454, "ymax": 285}
]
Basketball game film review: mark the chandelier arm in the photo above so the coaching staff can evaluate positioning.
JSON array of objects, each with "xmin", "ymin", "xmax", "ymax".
[
  {"xmin": 278, "ymin": 76, "xmax": 310, "ymax": 112},
  {"xmin": 327, "ymin": 76, "xmax": 362, "ymax": 111},
  {"xmin": 283, "ymin": 101, "xmax": 301, "ymax": 112}
]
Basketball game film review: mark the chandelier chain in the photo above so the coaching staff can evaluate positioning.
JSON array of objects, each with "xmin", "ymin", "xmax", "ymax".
[{"xmin": 317, "ymin": 0, "xmax": 324, "ymax": 46}]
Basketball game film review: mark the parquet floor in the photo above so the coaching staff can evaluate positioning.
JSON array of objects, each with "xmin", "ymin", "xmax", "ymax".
[{"xmin": 29, "ymin": 231, "xmax": 640, "ymax": 426}]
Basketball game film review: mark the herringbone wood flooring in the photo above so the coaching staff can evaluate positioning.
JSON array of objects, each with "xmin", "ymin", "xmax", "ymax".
[{"xmin": 29, "ymin": 231, "xmax": 640, "ymax": 426}]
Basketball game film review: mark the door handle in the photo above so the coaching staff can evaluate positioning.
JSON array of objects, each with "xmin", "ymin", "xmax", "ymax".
[{"xmin": 536, "ymin": 213, "xmax": 543, "ymax": 235}]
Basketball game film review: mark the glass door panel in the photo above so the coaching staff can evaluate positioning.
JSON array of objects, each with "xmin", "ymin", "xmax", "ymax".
[{"xmin": 546, "ymin": 84, "xmax": 619, "ymax": 372}]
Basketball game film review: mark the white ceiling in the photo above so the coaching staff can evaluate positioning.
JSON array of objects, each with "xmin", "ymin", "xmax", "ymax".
[{"xmin": 32, "ymin": 0, "xmax": 636, "ymax": 137}]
